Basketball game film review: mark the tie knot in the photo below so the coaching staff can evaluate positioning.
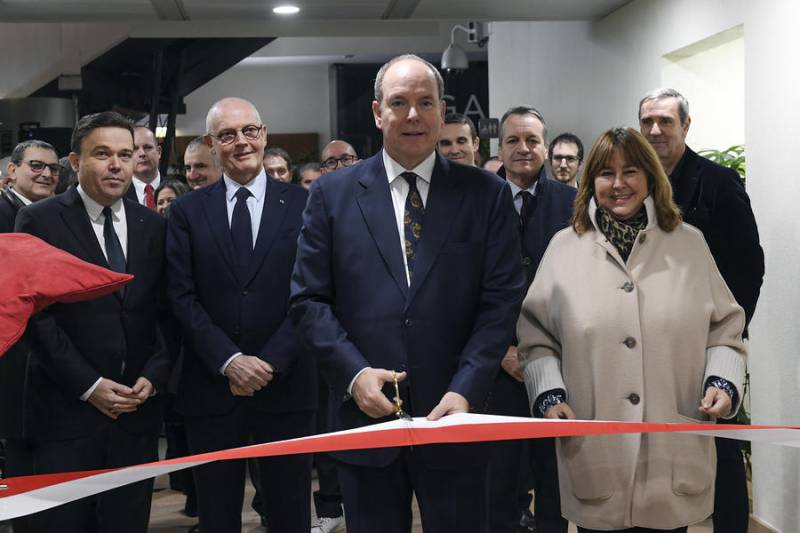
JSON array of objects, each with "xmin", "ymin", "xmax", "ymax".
[
  {"xmin": 102, "ymin": 206, "xmax": 113, "ymax": 219},
  {"xmin": 144, "ymin": 183, "xmax": 153, "ymax": 192},
  {"xmin": 518, "ymin": 190, "xmax": 533, "ymax": 201},
  {"xmin": 401, "ymin": 172, "xmax": 417, "ymax": 189},
  {"xmin": 235, "ymin": 187, "xmax": 252, "ymax": 201}
]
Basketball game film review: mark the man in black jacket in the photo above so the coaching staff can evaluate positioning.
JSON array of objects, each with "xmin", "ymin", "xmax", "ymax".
[
  {"xmin": 491, "ymin": 107, "xmax": 575, "ymax": 533},
  {"xmin": 15, "ymin": 112, "xmax": 170, "ymax": 533},
  {"xmin": 639, "ymin": 88, "xmax": 764, "ymax": 533},
  {"xmin": 0, "ymin": 139, "xmax": 59, "ymax": 533}
]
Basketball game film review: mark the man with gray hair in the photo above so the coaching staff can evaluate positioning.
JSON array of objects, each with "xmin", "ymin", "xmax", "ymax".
[
  {"xmin": 639, "ymin": 87, "xmax": 764, "ymax": 533},
  {"xmin": 183, "ymin": 136, "xmax": 222, "ymax": 189},
  {"xmin": 291, "ymin": 54, "xmax": 525, "ymax": 533}
]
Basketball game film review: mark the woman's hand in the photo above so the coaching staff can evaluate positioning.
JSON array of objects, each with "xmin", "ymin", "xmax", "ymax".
[
  {"xmin": 544, "ymin": 402, "xmax": 576, "ymax": 420},
  {"xmin": 699, "ymin": 387, "xmax": 732, "ymax": 418}
]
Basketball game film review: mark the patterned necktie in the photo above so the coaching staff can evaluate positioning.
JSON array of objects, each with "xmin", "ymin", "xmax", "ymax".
[
  {"xmin": 231, "ymin": 187, "xmax": 253, "ymax": 269},
  {"xmin": 518, "ymin": 190, "xmax": 536, "ymax": 232},
  {"xmin": 144, "ymin": 183, "xmax": 155, "ymax": 210},
  {"xmin": 102, "ymin": 206, "xmax": 126, "ymax": 274},
  {"xmin": 402, "ymin": 172, "xmax": 425, "ymax": 280}
]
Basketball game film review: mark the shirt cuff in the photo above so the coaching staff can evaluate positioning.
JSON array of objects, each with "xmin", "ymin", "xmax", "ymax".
[
  {"xmin": 346, "ymin": 367, "xmax": 371, "ymax": 399},
  {"xmin": 220, "ymin": 352, "xmax": 242, "ymax": 375},
  {"xmin": 80, "ymin": 377, "xmax": 103, "ymax": 401},
  {"xmin": 534, "ymin": 388, "xmax": 567, "ymax": 418}
]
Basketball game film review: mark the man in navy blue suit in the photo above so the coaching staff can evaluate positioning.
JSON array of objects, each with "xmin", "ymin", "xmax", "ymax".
[
  {"xmin": 166, "ymin": 97, "xmax": 315, "ymax": 533},
  {"xmin": 290, "ymin": 54, "xmax": 526, "ymax": 533},
  {"xmin": 489, "ymin": 106, "xmax": 575, "ymax": 533}
]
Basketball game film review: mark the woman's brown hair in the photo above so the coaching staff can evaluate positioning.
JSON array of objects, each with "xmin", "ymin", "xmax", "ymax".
[{"xmin": 571, "ymin": 127, "xmax": 681, "ymax": 234}]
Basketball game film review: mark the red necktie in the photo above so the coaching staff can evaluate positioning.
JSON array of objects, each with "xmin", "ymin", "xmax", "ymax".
[{"xmin": 144, "ymin": 183, "xmax": 155, "ymax": 210}]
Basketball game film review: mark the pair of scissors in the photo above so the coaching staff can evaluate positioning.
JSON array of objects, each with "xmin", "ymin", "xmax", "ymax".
[{"xmin": 391, "ymin": 370, "xmax": 412, "ymax": 420}]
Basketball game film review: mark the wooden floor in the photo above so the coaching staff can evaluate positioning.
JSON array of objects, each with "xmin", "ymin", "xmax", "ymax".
[{"xmin": 147, "ymin": 473, "xmax": 715, "ymax": 533}]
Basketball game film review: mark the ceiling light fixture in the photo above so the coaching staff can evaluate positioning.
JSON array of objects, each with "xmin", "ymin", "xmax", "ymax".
[
  {"xmin": 273, "ymin": 5, "xmax": 300, "ymax": 15},
  {"xmin": 442, "ymin": 22, "xmax": 489, "ymax": 72}
]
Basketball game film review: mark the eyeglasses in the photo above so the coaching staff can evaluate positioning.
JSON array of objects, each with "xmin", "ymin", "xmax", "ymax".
[
  {"xmin": 321, "ymin": 154, "xmax": 358, "ymax": 170},
  {"xmin": 23, "ymin": 160, "xmax": 60, "ymax": 175},
  {"xmin": 208, "ymin": 124, "xmax": 264, "ymax": 145},
  {"xmin": 551, "ymin": 155, "xmax": 580, "ymax": 164}
]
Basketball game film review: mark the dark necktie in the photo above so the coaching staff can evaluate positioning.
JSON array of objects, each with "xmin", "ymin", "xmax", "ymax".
[
  {"xmin": 518, "ymin": 190, "xmax": 536, "ymax": 232},
  {"xmin": 231, "ymin": 187, "xmax": 253, "ymax": 269},
  {"xmin": 102, "ymin": 206, "xmax": 126, "ymax": 274},
  {"xmin": 402, "ymin": 172, "xmax": 425, "ymax": 280}
]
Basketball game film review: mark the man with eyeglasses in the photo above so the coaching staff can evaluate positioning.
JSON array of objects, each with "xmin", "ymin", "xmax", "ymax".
[
  {"xmin": 0, "ymin": 139, "xmax": 59, "ymax": 533},
  {"xmin": 491, "ymin": 107, "xmax": 575, "ymax": 533},
  {"xmin": 166, "ymin": 97, "xmax": 315, "ymax": 533},
  {"xmin": 547, "ymin": 133, "xmax": 583, "ymax": 188},
  {"xmin": 320, "ymin": 140, "xmax": 360, "ymax": 174},
  {"xmin": 124, "ymin": 127, "xmax": 161, "ymax": 210}
]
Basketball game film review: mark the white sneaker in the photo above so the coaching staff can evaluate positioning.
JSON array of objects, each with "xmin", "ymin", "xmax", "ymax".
[{"xmin": 311, "ymin": 515, "xmax": 345, "ymax": 533}]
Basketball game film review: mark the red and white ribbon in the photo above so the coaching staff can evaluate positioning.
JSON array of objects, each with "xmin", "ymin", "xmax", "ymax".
[{"xmin": 1, "ymin": 413, "xmax": 798, "ymax": 520}]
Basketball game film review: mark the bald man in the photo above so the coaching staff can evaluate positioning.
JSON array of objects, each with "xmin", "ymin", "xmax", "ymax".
[
  {"xmin": 166, "ymin": 97, "xmax": 315, "ymax": 532},
  {"xmin": 320, "ymin": 140, "xmax": 360, "ymax": 174}
]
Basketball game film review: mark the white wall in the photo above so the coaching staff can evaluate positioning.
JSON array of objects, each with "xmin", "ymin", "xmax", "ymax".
[
  {"xmin": 490, "ymin": 2, "xmax": 800, "ymax": 531},
  {"xmin": 175, "ymin": 63, "xmax": 331, "ymax": 146},
  {"xmin": 744, "ymin": 1, "xmax": 800, "ymax": 531}
]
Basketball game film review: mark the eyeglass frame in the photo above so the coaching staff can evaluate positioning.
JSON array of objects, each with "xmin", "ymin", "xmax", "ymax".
[
  {"xmin": 207, "ymin": 124, "xmax": 265, "ymax": 145},
  {"xmin": 321, "ymin": 154, "xmax": 358, "ymax": 170},
  {"xmin": 551, "ymin": 154, "xmax": 581, "ymax": 165},
  {"xmin": 22, "ymin": 159, "xmax": 61, "ymax": 175}
]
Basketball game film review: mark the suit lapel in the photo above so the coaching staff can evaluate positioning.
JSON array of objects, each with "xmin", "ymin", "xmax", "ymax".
[
  {"xmin": 58, "ymin": 188, "xmax": 109, "ymax": 268},
  {"xmin": 244, "ymin": 178, "xmax": 289, "ymax": 286},
  {"xmin": 202, "ymin": 181, "xmax": 240, "ymax": 282},
  {"xmin": 355, "ymin": 155, "xmax": 409, "ymax": 299},
  {"xmin": 406, "ymin": 155, "xmax": 462, "ymax": 306},
  {"xmin": 672, "ymin": 148, "xmax": 701, "ymax": 209}
]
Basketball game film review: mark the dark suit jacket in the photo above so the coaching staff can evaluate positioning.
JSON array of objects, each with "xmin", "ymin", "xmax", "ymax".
[
  {"xmin": 0, "ymin": 188, "xmax": 30, "ymax": 439},
  {"xmin": 290, "ymin": 152, "xmax": 526, "ymax": 467},
  {"xmin": 14, "ymin": 187, "xmax": 170, "ymax": 440},
  {"xmin": 490, "ymin": 173, "xmax": 577, "ymax": 416},
  {"xmin": 124, "ymin": 183, "xmax": 140, "ymax": 205},
  {"xmin": 671, "ymin": 147, "xmax": 764, "ymax": 329},
  {"xmin": 166, "ymin": 177, "xmax": 315, "ymax": 417}
]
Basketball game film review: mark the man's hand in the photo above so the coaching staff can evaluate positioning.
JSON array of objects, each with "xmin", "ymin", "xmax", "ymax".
[
  {"xmin": 224, "ymin": 355, "xmax": 274, "ymax": 395},
  {"xmin": 699, "ymin": 387, "xmax": 733, "ymax": 418},
  {"xmin": 230, "ymin": 382, "xmax": 254, "ymax": 397},
  {"xmin": 117, "ymin": 376, "xmax": 154, "ymax": 403},
  {"xmin": 427, "ymin": 391, "xmax": 469, "ymax": 421},
  {"xmin": 544, "ymin": 403, "xmax": 576, "ymax": 420},
  {"xmin": 352, "ymin": 368, "xmax": 406, "ymax": 419},
  {"xmin": 88, "ymin": 378, "xmax": 141, "ymax": 420},
  {"xmin": 501, "ymin": 345, "xmax": 524, "ymax": 382}
]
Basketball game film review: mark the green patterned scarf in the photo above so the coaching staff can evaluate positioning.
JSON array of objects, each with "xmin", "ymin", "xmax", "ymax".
[{"xmin": 595, "ymin": 207, "xmax": 648, "ymax": 261}]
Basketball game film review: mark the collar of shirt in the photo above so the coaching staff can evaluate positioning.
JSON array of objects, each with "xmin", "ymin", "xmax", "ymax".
[
  {"xmin": 9, "ymin": 187, "xmax": 33, "ymax": 206},
  {"xmin": 76, "ymin": 184, "xmax": 125, "ymax": 223},
  {"xmin": 508, "ymin": 175, "xmax": 540, "ymax": 215},
  {"xmin": 223, "ymin": 169, "xmax": 267, "ymax": 204},
  {"xmin": 382, "ymin": 149, "xmax": 436, "ymax": 186},
  {"xmin": 132, "ymin": 172, "xmax": 161, "ymax": 199}
]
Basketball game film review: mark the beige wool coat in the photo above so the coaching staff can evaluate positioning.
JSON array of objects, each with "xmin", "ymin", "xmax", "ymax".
[{"xmin": 517, "ymin": 197, "xmax": 747, "ymax": 530}]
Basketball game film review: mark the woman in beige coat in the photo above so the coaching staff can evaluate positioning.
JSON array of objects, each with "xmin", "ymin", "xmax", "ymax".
[{"xmin": 517, "ymin": 127, "xmax": 746, "ymax": 532}]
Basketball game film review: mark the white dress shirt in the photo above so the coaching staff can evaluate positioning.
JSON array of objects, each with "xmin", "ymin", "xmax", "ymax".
[
  {"xmin": 130, "ymin": 172, "xmax": 161, "ymax": 205},
  {"xmin": 9, "ymin": 187, "xmax": 33, "ymax": 206},
  {"xmin": 219, "ymin": 170, "xmax": 268, "ymax": 374},
  {"xmin": 76, "ymin": 184, "xmax": 128, "ymax": 400},
  {"xmin": 508, "ymin": 177, "xmax": 539, "ymax": 215}
]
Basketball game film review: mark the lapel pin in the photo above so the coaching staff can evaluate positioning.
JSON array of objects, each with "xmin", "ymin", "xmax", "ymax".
[{"xmin": 279, "ymin": 199, "xmax": 285, "ymax": 204}]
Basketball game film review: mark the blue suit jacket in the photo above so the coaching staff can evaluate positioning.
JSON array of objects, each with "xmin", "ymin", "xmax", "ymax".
[
  {"xmin": 489, "ymin": 174, "xmax": 577, "ymax": 417},
  {"xmin": 290, "ymin": 152, "xmax": 526, "ymax": 467},
  {"xmin": 166, "ymin": 177, "xmax": 315, "ymax": 416}
]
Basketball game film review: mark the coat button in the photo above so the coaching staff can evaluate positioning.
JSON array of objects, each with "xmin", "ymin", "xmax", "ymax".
[
  {"xmin": 639, "ymin": 233, "xmax": 647, "ymax": 244},
  {"xmin": 624, "ymin": 337, "xmax": 637, "ymax": 349},
  {"xmin": 621, "ymin": 281, "xmax": 634, "ymax": 293},
  {"xmin": 521, "ymin": 256, "xmax": 532, "ymax": 266},
  {"xmin": 628, "ymin": 393, "xmax": 640, "ymax": 405},
  {"xmin": 404, "ymin": 319, "xmax": 412, "ymax": 327},
  {"xmin": 241, "ymin": 290, "xmax": 249, "ymax": 296}
]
